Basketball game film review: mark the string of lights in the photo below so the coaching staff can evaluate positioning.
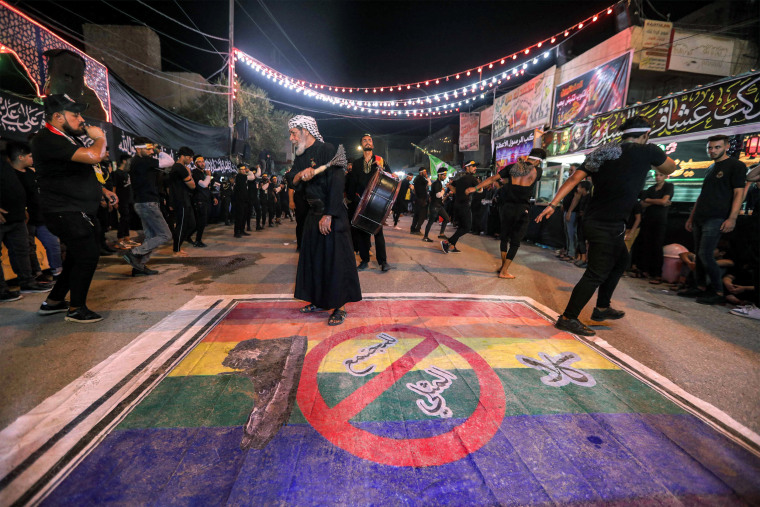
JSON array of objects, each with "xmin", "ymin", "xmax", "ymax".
[{"xmin": 234, "ymin": 1, "xmax": 620, "ymax": 95}]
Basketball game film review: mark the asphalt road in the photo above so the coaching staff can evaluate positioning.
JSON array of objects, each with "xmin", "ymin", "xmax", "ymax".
[{"xmin": 2, "ymin": 216, "xmax": 759, "ymax": 438}]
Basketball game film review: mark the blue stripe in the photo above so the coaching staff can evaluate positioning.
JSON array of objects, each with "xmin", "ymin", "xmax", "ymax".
[{"xmin": 43, "ymin": 413, "xmax": 760, "ymax": 506}]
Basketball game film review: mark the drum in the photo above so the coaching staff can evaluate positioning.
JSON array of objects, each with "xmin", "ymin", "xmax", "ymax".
[{"xmin": 351, "ymin": 170, "xmax": 400, "ymax": 235}]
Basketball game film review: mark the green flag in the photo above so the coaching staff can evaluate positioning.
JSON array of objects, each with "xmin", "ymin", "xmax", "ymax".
[{"xmin": 428, "ymin": 154, "xmax": 456, "ymax": 181}]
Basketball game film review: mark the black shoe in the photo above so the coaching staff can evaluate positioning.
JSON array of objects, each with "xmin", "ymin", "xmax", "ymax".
[
  {"xmin": 450, "ymin": 247, "xmax": 461, "ymax": 253},
  {"xmin": 1, "ymin": 290, "xmax": 22, "ymax": 303},
  {"xmin": 38, "ymin": 300, "xmax": 69, "ymax": 315},
  {"xmin": 256, "ymin": 226, "xmax": 264, "ymax": 231},
  {"xmin": 194, "ymin": 241, "xmax": 208, "ymax": 248},
  {"xmin": 132, "ymin": 267, "xmax": 158, "ymax": 277},
  {"xmin": 555, "ymin": 316, "xmax": 595, "ymax": 336},
  {"xmin": 590, "ymin": 307, "xmax": 625, "ymax": 322},
  {"xmin": 241, "ymin": 231, "xmax": 251, "ymax": 236},
  {"xmin": 20, "ymin": 282, "xmax": 53, "ymax": 294},
  {"xmin": 224, "ymin": 221, "xmax": 231, "ymax": 226},
  {"xmin": 234, "ymin": 233, "xmax": 242, "ymax": 238},
  {"xmin": 381, "ymin": 263, "xmax": 393, "ymax": 272},
  {"xmin": 65, "ymin": 305, "xmax": 103, "ymax": 323},
  {"xmin": 677, "ymin": 287, "xmax": 707, "ymax": 298},
  {"xmin": 441, "ymin": 240, "xmax": 450, "ymax": 254},
  {"xmin": 357, "ymin": 261, "xmax": 369, "ymax": 270},
  {"xmin": 100, "ymin": 247, "xmax": 115, "ymax": 256},
  {"xmin": 422, "ymin": 237, "xmax": 433, "ymax": 242},
  {"xmin": 246, "ymin": 227, "xmax": 252, "ymax": 232},
  {"xmin": 438, "ymin": 234, "xmax": 447, "ymax": 239},
  {"xmin": 410, "ymin": 230, "xmax": 422, "ymax": 236},
  {"xmin": 101, "ymin": 243, "xmax": 117, "ymax": 253},
  {"xmin": 122, "ymin": 251, "xmax": 143, "ymax": 270},
  {"xmin": 696, "ymin": 293, "xmax": 726, "ymax": 305}
]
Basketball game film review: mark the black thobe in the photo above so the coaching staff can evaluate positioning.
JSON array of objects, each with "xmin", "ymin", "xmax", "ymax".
[{"xmin": 294, "ymin": 142, "xmax": 362, "ymax": 309}]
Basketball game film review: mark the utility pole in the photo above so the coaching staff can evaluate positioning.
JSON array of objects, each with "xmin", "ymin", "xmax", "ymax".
[{"xmin": 227, "ymin": 0, "xmax": 235, "ymax": 155}]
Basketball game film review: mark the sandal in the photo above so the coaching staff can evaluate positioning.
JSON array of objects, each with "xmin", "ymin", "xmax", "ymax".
[
  {"xmin": 299, "ymin": 304, "xmax": 325, "ymax": 313},
  {"xmin": 649, "ymin": 278, "xmax": 662, "ymax": 285},
  {"xmin": 328, "ymin": 309, "xmax": 347, "ymax": 326}
]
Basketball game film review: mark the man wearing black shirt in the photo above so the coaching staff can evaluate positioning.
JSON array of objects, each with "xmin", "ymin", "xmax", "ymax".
[
  {"xmin": 121, "ymin": 137, "xmax": 174, "ymax": 276},
  {"xmin": 289, "ymin": 115, "xmax": 361, "ymax": 325},
  {"xmin": 536, "ymin": 116, "xmax": 676, "ymax": 336},
  {"xmin": 469, "ymin": 148, "xmax": 546, "ymax": 278},
  {"xmin": 637, "ymin": 173, "xmax": 674, "ymax": 282},
  {"xmin": 233, "ymin": 164, "xmax": 251, "ymax": 238},
  {"xmin": 30, "ymin": 94, "xmax": 115, "ymax": 322},
  {"xmin": 168, "ymin": 147, "xmax": 196, "ymax": 255},
  {"xmin": 1, "ymin": 143, "xmax": 52, "ymax": 302},
  {"xmin": 392, "ymin": 173, "xmax": 413, "ymax": 226},
  {"xmin": 346, "ymin": 133, "xmax": 393, "ymax": 271},
  {"xmin": 219, "ymin": 175, "xmax": 233, "ymax": 226},
  {"xmin": 9, "ymin": 142, "xmax": 62, "ymax": 282},
  {"xmin": 441, "ymin": 161, "xmax": 479, "ymax": 254},
  {"xmin": 681, "ymin": 135, "xmax": 747, "ymax": 304},
  {"xmin": 410, "ymin": 167, "xmax": 430, "ymax": 234},
  {"xmin": 190, "ymin": 156, "xmax": 214, "ymax": 247},
  {"xmin": 112, "ymin": 154, "xmax": 135, "ymax": 249},
  {"xmin": 422, "ymin": 168, "xmax": 451, "ymax": 242}
]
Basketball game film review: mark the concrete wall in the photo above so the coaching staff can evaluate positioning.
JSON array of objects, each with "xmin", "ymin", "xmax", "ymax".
[{"xmin": 83, "ymin": 24, "xmax": 210, "ymax": 111}]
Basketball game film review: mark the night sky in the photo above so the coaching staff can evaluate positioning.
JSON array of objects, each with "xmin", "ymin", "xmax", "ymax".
[{"xmin": 12, "ymin": 0, "xmax": 712, "ymax": 144}]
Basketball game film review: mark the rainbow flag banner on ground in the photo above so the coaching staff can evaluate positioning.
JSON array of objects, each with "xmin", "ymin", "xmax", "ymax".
[{"xmin": 4, "ymin": 295, "xmax": 760, "ymax": 505}]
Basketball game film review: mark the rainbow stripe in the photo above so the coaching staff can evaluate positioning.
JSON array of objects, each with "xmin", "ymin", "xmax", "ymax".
[{"xmin": 43, "ymin": 299, "xmax": 760, "ymax": 505}]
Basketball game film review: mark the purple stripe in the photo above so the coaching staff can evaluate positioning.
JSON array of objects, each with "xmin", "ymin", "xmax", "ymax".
[{"xmin": 43, "ymin": 414, "xmax": 760, "ymax": 506}]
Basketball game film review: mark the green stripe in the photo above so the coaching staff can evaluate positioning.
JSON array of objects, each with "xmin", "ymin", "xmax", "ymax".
[{"xmin": 119, "ymin": 369, "xmax": 685, "ymax": 430}]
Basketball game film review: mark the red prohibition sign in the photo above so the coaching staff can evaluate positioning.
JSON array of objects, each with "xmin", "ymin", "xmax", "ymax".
[{"xmin": 296, "ymin": 324, "xmax": 507, "ymax": 467}]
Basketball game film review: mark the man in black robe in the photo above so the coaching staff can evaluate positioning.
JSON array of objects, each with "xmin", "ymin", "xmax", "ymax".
[
  {"xmin": 289, "ymin": 115, "xmax": 361, "ymax": 326},
  {"xmin": 346, "ymin": 133, "xmax": 393, "ymax": 272}
]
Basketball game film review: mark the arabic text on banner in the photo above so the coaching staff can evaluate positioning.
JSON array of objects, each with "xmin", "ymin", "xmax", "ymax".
[
  {"xmin": 492, "ymin": 66, "xmax": 556, "ymax": 141},
  {"xmin": 553, "ymin": 52, "xmax": 632, "ymax": 128},
  {"xmin": 459, "ymin": 113, "xmax": 481, "ymax": 152}
]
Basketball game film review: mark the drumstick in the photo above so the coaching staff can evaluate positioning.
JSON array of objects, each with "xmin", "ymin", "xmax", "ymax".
[{"xmin": 311, "ymin": 145, "xmax": 348, "ymax": 176}]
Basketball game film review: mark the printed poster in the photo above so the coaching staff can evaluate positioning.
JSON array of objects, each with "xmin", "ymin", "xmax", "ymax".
[
  {"xmin": 459, "ymin": 113, "xmax": 480, "ymax": 152},
  {"xmin": 492, "ymin": 66, "xmax": 556, "ymax": 141},
  {"xmin": 553, "ymin": 52, "xmax": 632, "ymax": 128},
  {"xmin": 495, "ymin": 130, "xmax": 535, "ymax": 172}
]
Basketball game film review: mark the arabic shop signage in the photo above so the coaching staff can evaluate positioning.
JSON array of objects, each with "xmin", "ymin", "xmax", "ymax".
[{"xmin": 586, "ymin": 73, "xmax": 760, "ymax": 149}]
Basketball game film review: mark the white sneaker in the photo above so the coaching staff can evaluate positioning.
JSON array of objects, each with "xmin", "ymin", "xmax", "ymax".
[{"xmin": 729, "ymin": 304, "xmax": 760, "ymax": 320}]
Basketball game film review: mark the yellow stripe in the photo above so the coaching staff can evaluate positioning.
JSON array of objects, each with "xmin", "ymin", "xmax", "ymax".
[{"xmin": 169, "ymin": 338, "xmax": 617, "ymax": 377}]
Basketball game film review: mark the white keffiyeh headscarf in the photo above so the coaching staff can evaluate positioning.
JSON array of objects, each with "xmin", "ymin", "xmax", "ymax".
[{"xmin": 288, "ymin": 115, "xmax": 324, "ymax": 143}]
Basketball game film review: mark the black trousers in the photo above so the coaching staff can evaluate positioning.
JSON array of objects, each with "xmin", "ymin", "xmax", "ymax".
[
  {"xmin": 411, "ymin": 199, "xmax": 428, "ymax": 232},
  {"xmin": 172, "ymin": 203, "xmax": 196, "ymax": 251},
  {"xmin": 220, "ymin": 195, "xmax": 232, "ymax": 224},
  {"xmin": 499, "ymin": 204, "xmax": 530, "ymax": 260},
  {"xmin": 235, "ymin": 199, "xmax": 249, "ymax": 234},
  {"xmin": 193, "ymin": 201, "xmax": 209, "ymax": 242},
  {"xmin": 357, "ymin": 227, "xmax": 387, "ymax": 265},
  {"xmin": 117, "ymin": 203, "xmax": 131, "ymax": 239},
  {"xmin": 267, "ymin": 200, "xmax": 276, "ymax": 225},
  {"xmin": 0, "ymin": 220, "xmax": 34, "ymax": 290},
  {"xmin": 564, "ymin": 220, "xmax": 629, "ymax": 320},
  {"xmin": 637, "ymin": 217, "xmax": 667, "ymax": 277},
  {"xmin": 44, "ymin": 212, "xmax": 100, "ymax": 307},
  {"xmin": 424, "ymin": 203, "xmax": 449, "ymax": 238},
  {"xmin": 448, "ymin": 203, "xmax": 472, "ymax": 246},
  {"xmin": 295, "ymin": 201, "xmax": 307, "ymax": 249}
]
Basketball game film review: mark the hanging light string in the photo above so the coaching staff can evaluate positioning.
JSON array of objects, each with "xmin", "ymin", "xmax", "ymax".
[{"xmin": 235, "ymin": 2, "xmax": 618, "ymax": 95}]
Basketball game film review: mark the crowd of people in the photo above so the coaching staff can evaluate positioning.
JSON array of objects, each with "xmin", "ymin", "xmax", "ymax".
[{"xmin": 3, "ymin": 102, "xmax": 758, "ymax": 331}]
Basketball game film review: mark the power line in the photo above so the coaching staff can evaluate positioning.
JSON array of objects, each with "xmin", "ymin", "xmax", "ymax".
[
  {"xmin": 18, "ymin": 0, "xmax": 228, "ymax": 86},
  {"xmin": 16, "ymin": 2, "xmax": 231, "ymax": 95},
  {"xmin": 172, "ymin": 0, "xmax": 224, "ymax": 55},
  {"xmin": 233, "ymin": 0, "xmax": 301, "ymax": 72},
  {"xmin": 254, "ymin": 0, "xmax": 325, "ymax": 82},
  {"xmin": 136, "ymin": 0, "xmax": 229, "ymax": 42},
  {"xmin": 99, "ymin": 0, "xmax": 227, "ymax": 55}
]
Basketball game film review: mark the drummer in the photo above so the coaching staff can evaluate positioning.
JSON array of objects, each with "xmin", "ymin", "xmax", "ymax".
[{"xmin": 345, "ymin": 133, "xmax": 393, "ymax": 272}]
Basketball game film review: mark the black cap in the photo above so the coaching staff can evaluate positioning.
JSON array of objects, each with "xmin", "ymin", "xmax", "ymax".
[
  {"xmin": 528, "ymin": 148, "xmax": 547, "ymax": 160},
  {"xmin": 464, "ymin": 160, "xmax": 477, "ymax": 168},
  {"xmin": 44, "ymin": 94, "xmax": 88, "ymax": 115},
  {"xmin": 437, "ymin": 167, "xmax": 448, "ymax": 174}
]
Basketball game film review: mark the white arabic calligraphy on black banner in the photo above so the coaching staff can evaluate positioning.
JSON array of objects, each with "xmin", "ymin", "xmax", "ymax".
[{"xmin": 0, "ymin": 93, "xmax": 44, "ymax": 139}]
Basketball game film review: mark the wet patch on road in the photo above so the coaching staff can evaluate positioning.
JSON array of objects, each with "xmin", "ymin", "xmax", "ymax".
[{"xmin": 99, "ymin": 255, "xmax": 262, "ymax": 286}]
